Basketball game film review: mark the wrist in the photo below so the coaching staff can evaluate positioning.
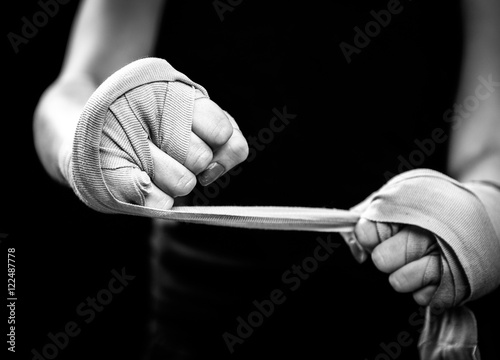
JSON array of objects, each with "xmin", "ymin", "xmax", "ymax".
[
  {"xmin": 34, "ymin": 77, "xmax": 96, "ymax": 186},
  {"xmin": 56, "ymin": 136, "xmax": 74, "ymax": 187}
]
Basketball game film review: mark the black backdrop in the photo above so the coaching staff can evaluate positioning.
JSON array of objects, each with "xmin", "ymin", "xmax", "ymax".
[{"xmin": 2, "ymin": 1, "xmax": 500, "ymax": 359}]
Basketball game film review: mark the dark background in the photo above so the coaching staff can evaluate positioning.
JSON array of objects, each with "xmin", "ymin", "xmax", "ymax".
[{"xmin": 2, "ymin": 0, "xmax": 500, "ymax": 359}]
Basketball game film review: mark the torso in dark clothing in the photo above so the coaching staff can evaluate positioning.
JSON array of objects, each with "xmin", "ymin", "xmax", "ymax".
[{"xmin": 145, "ymin": 1, "xmax": 462, "ymax": 359}]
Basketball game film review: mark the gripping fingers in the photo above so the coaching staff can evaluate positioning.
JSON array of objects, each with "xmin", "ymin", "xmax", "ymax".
[
  {"xmin": 195, "ymin": 108, "xmax": 249, "ymax": 186},
  {"xmin": 354, "ymin": 218, "xmax": 382, "ymax": 253},
  {"xmin": 388, "ymin": 255, "xmax": 441, "ymax": 293},
  {"xmin": 353, "ymin": 218, "xmax": 400, "ymax": 257},
  {"xmin": 389, "ymin": 255, "xmax": 440, "ymax": 305},
  {"xmin": 199, "ymin": 128, "xmax": 248, "ymax": 186},
  {"xmin": 192, "ymin": 98, "xmax": 233, "ymax": 148},
  {"xmin": 368, "ymin": 225, "xmax": 441, "ymax": 305},
  {"xmin": 371, "ymin": 226, "xmax": 437, "ymax": 273},
  {"xmin": 183, "ymin": 132, "xmax": 213, "ymax": 175},
  {"xmin": 412, "ymin": 284, "xmax": 439, "ymax": 306}
]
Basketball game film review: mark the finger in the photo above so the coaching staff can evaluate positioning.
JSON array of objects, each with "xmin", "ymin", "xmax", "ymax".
[
  {"xmin": 388, "ymin": 255, "xmax": 440, "ymax": 293},
  {"xmin": 413, "ymin": 285, "xmax": 439, "ymax": 306},
  {"xmin": 354, "ymin": 219, "xmax": 401, "ymax": 254},
  {"xmin": 197, "ymin": 113, "xmax": 248, "ymax": 186},
  {"xmin": 340, "ymin": 232, "xmax": 369, "ymax": 264},
  {"xmin": 194, "ymin": 88, "xmax": 208, "ymax": 100},
  {"xmin": 199, "ymin": 129, "xmax": 248, "ymax": 185},
  {"xmin": 354, "ymin": 218, "xmax": 381, "ymax": 253},
  {"xmin": 149, "ymin": 140, "xmax": 196, "ymax": 197},
  {"xmin": 371, "ymin": 226, "xmax": 436, "ymax": 273},
  {"xmin": 223, "ymin": 110, "xmax": 240, "ymax": 130},
  {"xmin": 102, "ymin": 165, "xmax": 175, "ymax": 210},
  {"xmin": 144, "ymin": 182, "xmax": 175, "ymax": 210},
  {"xmin": 102, "ymin": 166, "xmax": 153, "ymax": 206},
  {"xmin": 183, "ymin": 132, "xmax": 213, "ymax": 175},
  {"xmin": 192, "ymin": 98, "xmax": 233, "ymax": 148}
]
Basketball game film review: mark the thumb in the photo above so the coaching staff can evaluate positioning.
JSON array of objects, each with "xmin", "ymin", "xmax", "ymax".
[
  {"xmin": 341, "ymin": 218, "xmax": 401, "ymax": 263},
  {"xmin": 341, "ymin": 191, "xmax": 387, "ymax": 263}
]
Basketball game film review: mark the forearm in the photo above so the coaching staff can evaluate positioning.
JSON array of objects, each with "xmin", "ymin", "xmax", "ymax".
[
  {"xmin": 32, "ymin": 0, "xmax": 166, "ymax": 185},
  {"xmin": 33, "ymin": 77, "xmax": 98, "ymax": 184},
  {"xmin": 448, "ymin": 0, "xmax": 500, "ymax": 184}
]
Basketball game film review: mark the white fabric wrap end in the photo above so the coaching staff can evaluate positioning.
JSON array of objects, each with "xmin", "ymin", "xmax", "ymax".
[
  {"xmin": 64, "ymin": 57, "xmax": 208, "ymax": 214},
  {"xmin": 359, "ymin": 169, "xmax": 500, "ymax": 308}
]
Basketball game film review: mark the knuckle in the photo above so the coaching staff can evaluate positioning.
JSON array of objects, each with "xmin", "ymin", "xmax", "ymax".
[
  {"xmin": 151, "ymin": 195, "xmax": 174, "ymax": 210},
  {"xmin": 229, "ymin": 136, "xmax": 249, "ymax": 163},
  {"xmin": 406, "ymin": 226, "xmax": 438, "ymax": 262},
  {"xmin": 354, "ymin": 221, "xmax": 368, "ymax": 246},
  {"xmin": 174, "ymin": 171, "xmax": 196, "ymax": 196},
  {"xmin": 103, "ymin": 167, "xmax": 151, "ymax": 206},
  {"xmin": 211, "ymin": 117, "xmax": 233, "ymax": 145},
  {"xmin": 194, "ymin": 89, "xmax": 206, "ymax": 99},
  {"xmin": 389, "ymin": 274, "xmax": 403, "ymax": 292},
  {"xmin": 193, "ymin": 146, "xmax": 213, "ymax": 172},
  {"xmin": 354, "ymin": 219, "xmax": 377, "ymax": 248},
  {"xmin": 421, "ymin": 256, "xmax": 440, "ymax": 287},
  {"xmin": 371, "ymin": 248, "xmax": 388, "ymax": 272}
]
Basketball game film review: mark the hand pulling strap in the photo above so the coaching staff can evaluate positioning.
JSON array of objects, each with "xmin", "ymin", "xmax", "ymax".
[{"xmin": 359, "ymin": 169, "xmax": 500, "ymax": 307}]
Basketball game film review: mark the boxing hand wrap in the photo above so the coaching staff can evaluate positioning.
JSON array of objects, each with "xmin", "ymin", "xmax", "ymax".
[
  {"xmin": 58, "ymin": 57, "xmax": 358, "ymax": 231},
  {"xmin": 59, "ymin": 57, "xmax": 208, "ymax": 213},
  {"xmin": 349, "ymin": 169, "xmax": 500, "ymax": 360},
  {"xmin": 352, "ymin": 169, "xmax": 500, "ymax": 308}
]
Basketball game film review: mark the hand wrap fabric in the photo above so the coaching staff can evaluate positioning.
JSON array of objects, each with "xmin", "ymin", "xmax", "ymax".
[
  {"xmin": 59, "ymin": 57, "xmax": 208, "ymax": 212},
  {"xmin": 349, "ymin": 169, "xmax": 500, "ymax": 359},
  {"xmin": 351, "ymin": 169, "xmax": 500, "ymax": 308}
]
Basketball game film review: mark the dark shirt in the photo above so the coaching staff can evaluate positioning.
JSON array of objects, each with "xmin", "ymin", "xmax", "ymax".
[{"xmin": 145, "ymin": 1, "xmax": 462, "ymax": 359}]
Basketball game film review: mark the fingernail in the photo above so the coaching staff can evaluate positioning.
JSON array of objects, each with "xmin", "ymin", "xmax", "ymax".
[
  {"xmin": 198, "ymin": 162, "xmax": 225, "ymax": 186},
  {"xmin": 355, "ymin": 247, "xmax": 367, "ymax": 264}
]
